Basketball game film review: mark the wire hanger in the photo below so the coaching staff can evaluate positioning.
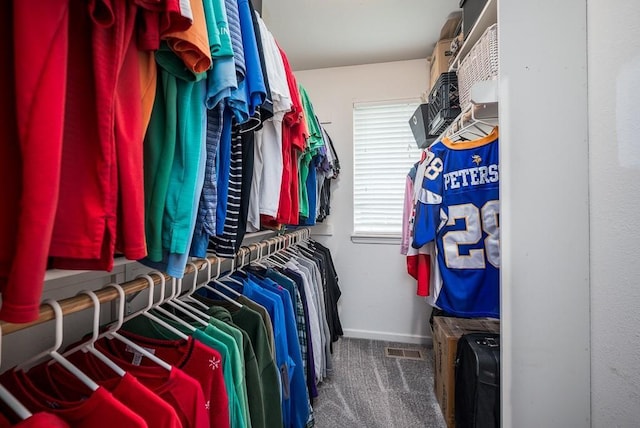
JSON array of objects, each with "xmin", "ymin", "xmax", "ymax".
[
  {"xmin": 200, "ymin": 256, "xmax": 243, "ymax": 307},
  {"xmin": 137, "ymin": 273, "xmax": 194, "ymax": 336},
  {"xmin": 105, "ymin": 283, "xmax": 173, "ymax": 372},
  {"xmin": 0, "ymin": 325, "xmax": 33, "ymax": 421},
  {"xmin": 16, "ymin": 300, "xmax": 99, "ymax": 392},
  {"xmin": 55, "ymin": 290, "xmax": 126, "ymax": 377}
]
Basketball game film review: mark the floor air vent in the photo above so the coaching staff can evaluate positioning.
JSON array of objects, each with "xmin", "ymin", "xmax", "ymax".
[{"xmin": 384, "ymin": 347, "xmax": 426, "ymax": 360}]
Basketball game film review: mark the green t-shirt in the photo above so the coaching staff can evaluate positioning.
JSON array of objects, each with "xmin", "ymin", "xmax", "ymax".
[
  {"xmin": 297, "ymin": 84, "xmax": 324, "ymax": 218},
  {"xmin": 209, "ymin": 306, "xmax": 273, "ymax": 428},
  {"xmin": 203, "ymin": 322, "xmax": 251, "ymax": 428},
  {"xmin": 193, "ymin": 295, "xmax": 282, "ymax": 428}
]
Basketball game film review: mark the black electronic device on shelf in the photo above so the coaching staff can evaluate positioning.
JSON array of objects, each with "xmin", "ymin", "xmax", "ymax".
[{"xmin": 409, "ymin": 103, "xmax": 438, "ymax": 149}]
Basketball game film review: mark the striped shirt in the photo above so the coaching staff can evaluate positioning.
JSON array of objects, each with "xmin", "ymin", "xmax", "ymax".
[{"xmin": 211, "ymin": 122, "xmax": 243, "ymax": 257}]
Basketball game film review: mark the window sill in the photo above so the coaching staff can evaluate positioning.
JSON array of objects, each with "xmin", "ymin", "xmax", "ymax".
[{"xmin": 350, "ymin": 234, "xmax": 402, "ymax": 245}]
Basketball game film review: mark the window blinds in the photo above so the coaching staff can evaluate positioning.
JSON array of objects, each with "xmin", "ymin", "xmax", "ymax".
[{"xmin": 353, "ymin": 100, "xmax": 422, "ymax": 235}]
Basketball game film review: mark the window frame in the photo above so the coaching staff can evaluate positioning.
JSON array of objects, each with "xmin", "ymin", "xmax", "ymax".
[{"xmin": 351, "ymin": 98, "xmax": 423, "ymax": 243}]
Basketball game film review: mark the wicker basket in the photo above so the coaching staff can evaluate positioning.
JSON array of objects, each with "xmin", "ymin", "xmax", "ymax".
[{"xmin": 457, "ymin": 24, "xmax": 498, "ymax": 108}]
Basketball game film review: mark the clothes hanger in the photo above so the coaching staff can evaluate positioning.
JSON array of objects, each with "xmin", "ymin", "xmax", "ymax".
[
  {"xmin": 176, "ymin": 260, "xmax": 213, "ymax": 311},
  {"xmin": 269, "ymin": 241, "xmax": 291, "ymax": 265},
  {"xmin": 172, "ymin": 260, "xmax": 218, "ymax": 320},
  {"xmin": 137, "ymin": 273, "xmax": 195, "ymax": 336},
  {"xmin": 215, "ymin": 256, "xmax": 244, "ymax": 297},
  {"xmin": 447, "ymin": 112, "xmax": 495, "ymax": 142},
  {"xmin": 292, "ymin": 233, "xmax": 316, "ymax": 257},
  {"xmin": 54, "ymin": 290, "xmax": 126, "ymax": 377},
  {"xmin": 0, "ymin": 325, "xmax": 33, "ymax": 421},
  {"xmin": 235, "ymin": 247, "xmax": 250, "ymax": 275},
  {"xmin": 218, "ymin": 255, "xmax": 245, "ymax": 288},
  {"xmin": 15, "ymin": 299, "xmax": 99, "ymax": 392},
  {"xmin": 250, "ymin": 243, "xmax": 270, "ymax": 269},
  {"xmin": 263, "ymin": 238, "xmax": 287, "ymax": 268},
  {"xmin": 264, "ymin": 237, "xmax": 284, "ymax": 267},
  {"xmin": 283, "ymin": 234, "xmax": 312, "ymax": 260},
  {"xmin": 200, "ymin": 256, "xmax": 243, "ymax": 307},
  {"xmin": 104, "ymin": 283, "xmax": 173, "ymax": 372},
  {"xmin": 162, "ymin": 265, "xmax": 209, "ymax": 326}
]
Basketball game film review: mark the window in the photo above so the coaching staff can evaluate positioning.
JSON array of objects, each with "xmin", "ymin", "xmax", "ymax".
[{"xmin": 353, "ymin": 100, "xmax": 423, "ymax": 239}]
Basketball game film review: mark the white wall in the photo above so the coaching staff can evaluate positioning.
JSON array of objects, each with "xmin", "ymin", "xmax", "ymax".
[
  {"xmin": 499, "ymin": 0, "xmax": 591, "ymax": 426},
  {"xmin": 588, "ymin": 1, "xmax": 640, "ymax": 426},
  {"xmin": 296, "ymin": 59, "xmax": 433, "ymax": 344}
]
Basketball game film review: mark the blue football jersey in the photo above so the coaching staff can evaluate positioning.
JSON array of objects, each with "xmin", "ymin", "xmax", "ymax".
[{"xmin": 412, "ymin": 128, "xmax": 500, "ymax": 318}]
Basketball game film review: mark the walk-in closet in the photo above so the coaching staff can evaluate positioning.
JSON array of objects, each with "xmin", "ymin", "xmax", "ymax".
[{"xmin": 1, "ymin": 0, "xmax": 639, "ymax": 427}]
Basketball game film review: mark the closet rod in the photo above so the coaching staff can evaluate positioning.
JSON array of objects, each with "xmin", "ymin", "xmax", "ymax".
[{"xmin": 0, "ymin": 228, "xmax": 310, "ymax": 336}]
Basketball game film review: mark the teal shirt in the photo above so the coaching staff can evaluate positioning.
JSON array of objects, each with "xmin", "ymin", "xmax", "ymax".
[
  {"xmin": 203, "ymin": 322, "xmax": 251, "ymax": 428},
  {"xmin": 209, "ymin": 307, "xmax": 268, "ymax": 428},
  {"xmin": 207, "ymin": 0, "xmax": 234, "ymax": 59},
  {"xmin": 194, "ymin": 296, "xmax": 282, "ymax": 428},
  {"xmin": 297, "ymin": 84, "xmax": 324, "ymax": 218},
  {"xmin": 143, "ymin": 69, "xmax": 178, "ymax": 262}
]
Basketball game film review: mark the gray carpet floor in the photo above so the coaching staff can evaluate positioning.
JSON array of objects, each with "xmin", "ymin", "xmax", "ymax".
[{"xmin": 313, "ymin": 338, "xmax": 447, "ymax": 428}]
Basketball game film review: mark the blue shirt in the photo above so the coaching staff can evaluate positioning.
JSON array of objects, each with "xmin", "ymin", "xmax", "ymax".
[
  {"xmin": 252, "ymin": 276, "xmax": 310, "ymax": 428},
  {"xmin": 236, "ymin": 0, "xmax": 266, "ymax": 118},
  {"xmin": 191, "ymin": 104, "xmax": 223, "ymax": 258},
  {"xmin": 242, "ymin": 276, "xmax": 292, "ymax": 428},
  {"xmin": 225, "ymin": 0, "xmax": 248, "ymax": 123},
  {"xmin": 207, "ymin": 58, "xmax": 237, "ymax": 108},
  {"xmin": 413, "ymin": 129, "xmax": 500, "ymax": 318}
]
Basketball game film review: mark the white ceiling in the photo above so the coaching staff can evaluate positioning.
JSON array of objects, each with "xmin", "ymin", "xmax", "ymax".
[{"xmin": 262, "ymin": 0, "xmax": 461, "ymax": 71}]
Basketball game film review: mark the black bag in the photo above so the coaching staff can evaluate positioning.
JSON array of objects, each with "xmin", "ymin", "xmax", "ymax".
[{"xmin": 454, "ymin": 332, "xmax": 500, "ymax": 428}]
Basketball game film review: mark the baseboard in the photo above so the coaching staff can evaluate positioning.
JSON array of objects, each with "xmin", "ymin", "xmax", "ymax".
[{"xmin": 342, "ymin": 328, "xmax": 432, "ymax": 346}]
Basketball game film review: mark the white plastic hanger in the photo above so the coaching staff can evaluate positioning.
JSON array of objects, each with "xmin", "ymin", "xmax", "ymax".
[
  {"xmin": 177, "ymin": 260, "xmax": 213, "ymax": 311},
  {"xmin": 268, "ymin": 238, "xmax": 291, "ymax": 266},
  {"xmin": 174, "ymin": 260, "xmax": 222, "ymax": 321},
  {"xmin": 104, "ymin": 283, "xmax": 173, "ymax": 372},
  {"xmin": 55, "ymin": 290, "xmax": 126, "ymax": 377},
  {"xmin": 0, "ymin": 325, "xmax": 33, "ymax": 421},
  {"xmin": 137, "ymin": 273, "xmax": 194, "ymax": 337},
  {"xmin": 163, "ymin": 272, "xmax": 209, "ymax": 327},
  {"xmin": 292, "ymin": 233, "xmax": 316, "ymax": 257},
  {"xmin": 218, "ymin": 255, "xmax": 245, "ymax": 287},
  {"xmin": 235, "ymin": 248, "xmax": 246, "ymax": 275},
  {"xmin": 251, "ymin": 243, "xmax": 270, "ymax": 269},
  {"xmin": 264, "ymin": 239, "xmax": 287, "ymax": 268},
  {"xmin": 280, "ymin": 236, "xmax": 301, "ymax": 258},
  {"xmin": 236, "ymin": 246, "xmax": 253, "ymax": 275},
  {"xmin": 200, "ymin": 256, "xmax": 243, "ymax": 308},
  {"xmin": 16, "ymin": 300, "xmax": 99, "ymax": 392}
]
